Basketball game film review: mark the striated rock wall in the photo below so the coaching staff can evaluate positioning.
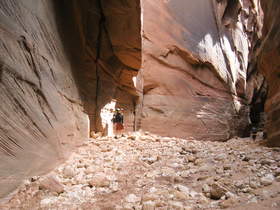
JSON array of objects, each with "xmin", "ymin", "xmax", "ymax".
[
  {"xmin": 140, "ymin": 0, "xmax": 263, "ymax": 140},
  {"xmin": 259, "ymin": 0, "xmax": 280, "ymax": 146},
  {"xmin": 0, "ymin": 0, "xmax": 141, "ymax": 198},
  {"xmin": 0, "ymin": 0, "xmax": 88, "ymax": 198},
  {"xmin": 1, "ymin": 0, "xmax": 276, "ymax": 201}
]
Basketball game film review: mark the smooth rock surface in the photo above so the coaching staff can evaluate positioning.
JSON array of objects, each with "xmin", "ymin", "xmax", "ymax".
[
  {"xmin": 258, "ymin": 0, "xmax": 280, "ymax": 146},
  {"xmin": 140, "ymin": 0, "xmax": 263, "ymax": 140}
]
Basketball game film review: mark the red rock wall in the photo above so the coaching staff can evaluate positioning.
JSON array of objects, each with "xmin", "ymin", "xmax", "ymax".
[
  {"xmin": 0, "ymin": 0, "xmax": 90, "ymax": 198},
  {"xmin": 139, "ymin": 0, "xmax": 263, "ymax": 140},
  {"xmin": 259, "ymin": 0, "xmax": 280, "ymax": 146},
  {"xmin": 0, "ymin": 0, "xmax": 141, "ymax": 198},
  {"xmin": 1, "ymin": 0, "xmax": 275, "ymax": 201},
  {"xmin": 54, "ymin": 0, "xmax": 141, "ymax": 133}
]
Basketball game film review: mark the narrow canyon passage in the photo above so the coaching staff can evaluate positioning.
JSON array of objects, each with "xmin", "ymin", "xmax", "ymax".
[
  {"xmin": 1, "ymin": 0, "xmax": 280, "ymax": 209},
  {"xmin": 1, "ymin": 133, "xmax": 280, "ymax": 210}
]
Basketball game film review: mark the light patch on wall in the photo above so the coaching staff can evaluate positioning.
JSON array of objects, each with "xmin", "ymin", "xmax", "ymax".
[
  {"xmin": 232, "ymin": 95, "xmax": 242, "ymax": 112},
  {"xmin": 132, "ymin": 76, "xmax": 137, "ymax": 88},
  {"xmin": 100, "ymin": 100, "xmax": 116, "ymax": 136},
  {"xmin": 198, "ymin": 33, "xmax": 228, "ymax": 82},
  {"xmin": 86, "ymin": 114, "xmax": 90, "ymax": 138},
  {"xmin": 221, "ymin": 34, "xmax": 241, "ymax": 85}
]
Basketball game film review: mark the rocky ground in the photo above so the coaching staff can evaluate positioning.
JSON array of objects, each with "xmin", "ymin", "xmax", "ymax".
[{"xmin": 1, "ymin": 132, "xmax": 280, "ymax": 210}]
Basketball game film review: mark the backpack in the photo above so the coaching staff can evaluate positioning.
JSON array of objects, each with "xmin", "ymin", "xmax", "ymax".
[{"xmin": 113, "ymin": 113, "xmax": 123, "ymax": 123}]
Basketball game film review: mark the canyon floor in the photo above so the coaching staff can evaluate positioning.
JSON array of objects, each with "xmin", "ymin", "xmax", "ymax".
[{"xmin": 1, "ymin": 132, "xmax": 280, "ymax": 210}]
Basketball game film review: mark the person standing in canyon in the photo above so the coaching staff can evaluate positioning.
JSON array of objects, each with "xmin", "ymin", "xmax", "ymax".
[{"xmin": 112, "ymin": 108, "xmax": 124, "ymax": 137}]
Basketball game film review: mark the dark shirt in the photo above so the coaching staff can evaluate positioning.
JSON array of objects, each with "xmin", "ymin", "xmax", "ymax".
[{"xmin": 113, "ymin": 112, "xmax": 123, "ymax": 124}]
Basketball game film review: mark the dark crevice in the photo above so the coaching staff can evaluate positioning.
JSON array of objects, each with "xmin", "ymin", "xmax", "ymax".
[
  {"xmin": 222, "ymin": 0, "xmax": 241, "ymax": 27},
  {"xmin": 93, "ymin": 0, "xmax": 105, "ymax": 133},
  {"xmin": 249, "ymin": 77, "xmax": 268, "ymax": 129}
]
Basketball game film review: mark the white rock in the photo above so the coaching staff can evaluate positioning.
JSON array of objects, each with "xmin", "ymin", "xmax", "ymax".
[
  {"xmin": 176, "ymin": 185, "xmax": 199, "ymax": 198},
  {"xmin": 168, "ymin": 201, "xmax": 184, "ymax": 210},
  {"xmin": 39, "ymin": 176, "xmax": 64, "ymax": 194},
  {"xmin": 40, "ymin": 196, "xmax": 58, "ymax": 207},
  {"xmin": 202, "ymin": 184, "xmax": 211, "ymax": 193},
  {"xmin": 260, "ymin": 174, "xmax": 274, "ymax": 186},
  {"xmin": 249, "ymin": 180, "xmax": 260, "ymax": 189},
  {"xmin": 63, "ymin": 166, "xmax": 76, "ymax": 178},
  {"xmin": 89, "ymin": 173, "xmax": 110, "ymax": 187},
  {"xmin": 180, "ymin": 170, "xmax": 190, "ymax": 178},
  {"xmin": 248, "ymin": 197, "xmax": 258, "ymax": 203},
  {"xmin": 84, "ymin": 166, "xmax": 95, "ymax": 175},
  {"xmin": 215, "ymin": 154, "xmax": 227, "ymax": 161},
  {"xmin": 225, "ymin": 191, "xmax": 236, "ymax": 199},
  {"xmin": 142, "ymin": 201, "xmax": 156, "ymax": 210},
  {"xmin": 149, "ymin": 187, "xmax": 158, "ymax": 193},
  {"xmin": 125, "ymin": 194, "xmax": 141, "ymax": 203},
  {"xmin": 176, "ymin": 185, "xmax": 190, "ymax": 194}
]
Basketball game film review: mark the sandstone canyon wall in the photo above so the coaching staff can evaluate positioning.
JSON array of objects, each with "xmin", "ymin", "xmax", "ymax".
[
  {"xmin": 1, "ymin": 0, "xmax": 274, "ymax": 200},
  {"xmin": 140, "ymin": 0, "xmax": 263, "ymax": 140},
  {"xmin": 258, "ymin": 0, "xmax": 280, "ymax": 146},
  {"xmin": 0, "ymin": 0, "xmax": 141, "ymax": 198},
  {"xmin": 0, "ymin": 0, "xmax": 87, "ymax": 198},
  {"xmin": 55, "ymin": 0, "xmax": 141, "ymax": 133}
]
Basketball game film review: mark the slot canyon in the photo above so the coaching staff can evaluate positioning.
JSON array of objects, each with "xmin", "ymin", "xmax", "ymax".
[{"xmin": 0, "ymin": 0, "xmax": 279, "ymax": 209}]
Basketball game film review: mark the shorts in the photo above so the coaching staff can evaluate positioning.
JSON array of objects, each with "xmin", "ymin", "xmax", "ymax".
[{"xmin": 115, "ymin": 123, "xmax": 124, "ymax": 130}]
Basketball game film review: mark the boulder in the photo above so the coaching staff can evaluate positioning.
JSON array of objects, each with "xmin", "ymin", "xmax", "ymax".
[
  {"xmin": 260, "ymin": 174, "xmax": 274, "ymax": 186},
  {"xmin": 63, "ymin": 166, "xmax": 76, "ymax": 178},
  {"xmin": 125, "ymin": 194, "xmax": 141, "ymax": 203},
  {"xmin": 89, "ymin": 173, "xmax": 110, "ymax": 188},
  {"xmin": 210, "ymin": 183, "xmax": 228, "ymax": 200},
  {"xmin": 39, "ymin": 176, "xmax": 64, "ymax": 194}
]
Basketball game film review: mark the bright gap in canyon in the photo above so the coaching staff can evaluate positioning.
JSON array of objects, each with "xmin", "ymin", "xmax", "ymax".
[{"xmin": 0, "ymin": 0, "xmax": 280, "ymax": 209}]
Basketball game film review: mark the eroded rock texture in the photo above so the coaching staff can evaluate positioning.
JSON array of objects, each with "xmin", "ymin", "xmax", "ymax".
[
  {"xmin": 0, "ymin": 0, "xmax": 87, "ymax": 198},
  {"xmin": 140, "ymin": 0, "xmax": 263, "ymax": 140},
  {"xmin": 258, "ymin": 0, "xmax": 280, "ymax": 146},
  {"xmin": 0, "ymin": 0, "xmax": 275, "ymax": 202},
  {"xmin": 54, "ymin": 0, "xmax": 141, "ymax": 133},
  {"xmin": 0, "ymin": 0, "xmax": 141, "ymax": 198}
]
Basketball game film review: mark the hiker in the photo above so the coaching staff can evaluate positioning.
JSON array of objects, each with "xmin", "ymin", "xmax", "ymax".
[{"xmin": 112, "ymin": 108, "xmax": 124, "ymax": 136}]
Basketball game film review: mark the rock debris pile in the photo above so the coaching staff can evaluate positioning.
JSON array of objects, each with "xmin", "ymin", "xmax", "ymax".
[{"xmin": 1, "ymin": 132, "xmax": 280, "ymax": 210}]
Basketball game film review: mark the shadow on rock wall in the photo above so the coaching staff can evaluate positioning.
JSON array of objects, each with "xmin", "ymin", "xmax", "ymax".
[
  {"xmin": 53, "ymin": 0, "xmax": 141, "ymax": 134},
  {"xmin": 140, "ymin": 0, "xmax": 257, "ymax": 140},
  {"xmin": 0, "ymin": 0, "xmax": 141, "ymax": 199}
]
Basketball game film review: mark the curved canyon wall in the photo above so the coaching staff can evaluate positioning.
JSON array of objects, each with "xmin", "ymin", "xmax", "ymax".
[
  {"xmin": 1, "ymin": 0, "xmax": 276, "ymax": 200},
  {"xmin": 140, "ymin": 0, "xmax": 263, "ymax": 140},
  {"xmin": 54, "ymin": 0, "xmax": 141, "ymax": 133},
  {"xmin": 0, "ymin": 0, "xmax": 141, "ymax": 198},
  {"xmin": 0, "ymin": 0, "xmax": 87, "ymax": 198},
  {"xmin": 259, "ymin": 0, "xmax": 280, "ymax": 146}
]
